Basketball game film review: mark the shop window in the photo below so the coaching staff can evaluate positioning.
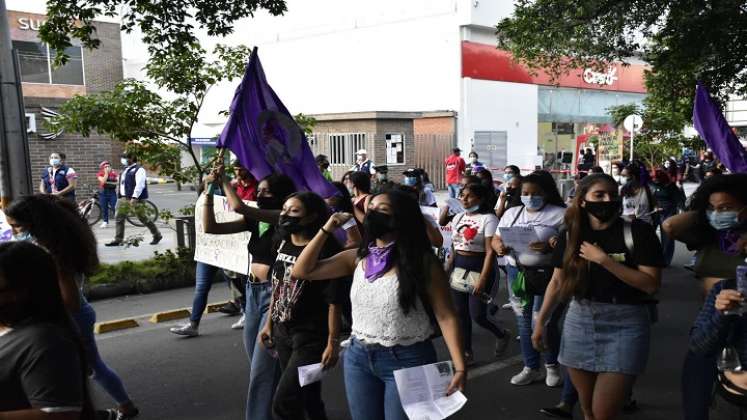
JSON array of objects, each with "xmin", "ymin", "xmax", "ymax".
[
  {"xmin": 329, "ymin": 133, "xmax": 366, "ymax": 165},
  {"xmin": 12, "ymin": 41, "xmax": 84, "ymax": 86},
  {"xmin": 385, "ymin": 133, "xmax": 405, "ymax": 165}
]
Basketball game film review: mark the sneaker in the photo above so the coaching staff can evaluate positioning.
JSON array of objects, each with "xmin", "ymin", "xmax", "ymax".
[
  {"xmin": 494, "ymin": 329, "xmax": 511, "ymax": 358},
  {"xmin": 99, "ymin": 222, "xmax": 109, "ymax": 228},
  {"xmin": 545, "ymin": 364, "xmax": 562, "ymax": 387},
  {"xmin": 510, "ymin": 367, "xmax": 544, "ymax": 386},
  {"xmin": 218, "ymin": 301, "xmax": 241, "ymax": 316},
  {"xmin": 231, "ymin": 314, "xmax": 245, "ymax": 330},
  {"xmin": 105, "ymin": 241, "xmax": 122, "ymax": 247},
  {"xmin": 97, "ymin": 408, "xmax": 140, "ymax": 420},
  {"xmin": 539, "ymin": 403, "xmax": 573, "ymax": 418},
  {"xmin": 149, "ymin": 235, "xmax": 163, "ymax": 245},
  {"xmin": 169, "ymin": 322, "xmax": 198, "ymax": 337}
]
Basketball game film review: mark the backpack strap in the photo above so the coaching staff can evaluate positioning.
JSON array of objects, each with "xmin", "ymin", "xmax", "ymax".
[{"xmin": 509, "ymin": 205, "xmax": 525, "ymax": 227}]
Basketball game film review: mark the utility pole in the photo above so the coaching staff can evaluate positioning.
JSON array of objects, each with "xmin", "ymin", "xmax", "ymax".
[{"xmin": 0, "ymin": 0, "xmax": 33, "ymax": 207}]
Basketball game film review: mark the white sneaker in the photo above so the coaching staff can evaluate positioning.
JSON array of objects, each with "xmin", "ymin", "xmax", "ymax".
[
  {"xmin": 169, "ymin": 322, "xmax": 198, "ymax": 337},
  {"xmin": 99, "ymin": 222, "xmax": 108, "ymax": 228},
  {"xmin": 231, "ymin": 314, "xmax": 245, "ymax": 330},
  {"xmin": 510, "ymin": 367, "xmax": 544, "ymax": 386},
  {"xmin": 545, "ymin": 364, "xmax": 562, "ymax": 387}
]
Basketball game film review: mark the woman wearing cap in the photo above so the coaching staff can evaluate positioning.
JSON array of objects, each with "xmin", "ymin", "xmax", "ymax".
[{"xmin": 96, "ymin": 161, "xmax": 119, "ymax": 228}]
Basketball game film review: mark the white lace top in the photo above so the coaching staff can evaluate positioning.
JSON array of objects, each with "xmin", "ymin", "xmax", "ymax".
[{"xmin": 350, "ymin": 262, "xmax": 434, "ymax": 347}]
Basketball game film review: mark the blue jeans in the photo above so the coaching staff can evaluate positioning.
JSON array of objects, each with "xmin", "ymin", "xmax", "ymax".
[
  {"xmin": 448, "ymin": 183, "xmax": 460, "ymax": 199},
  {"xmin": 344, "ymin": 338, "xmax": 437, "ymax": 420},
  {"xmin": 73, "ymin": 301, "xmax": 132, "ymax": 405},
  {"xmin": 189, "ymin": 262, "xmax": 221, "ymax": 324},
  {"xmin": 243, "ymin": 281, "xmax": 280, "ymax": 420},
  {"xmin": 682, "ymin": 350, "xmax": 717, "ymax": 420},
  {"xmin": 99, "ymin": 189, "xmax": 117, "ymax": 223},
  {"xmin": 507, "ymin": 265, "xmax": 559, "ymax": 369}
]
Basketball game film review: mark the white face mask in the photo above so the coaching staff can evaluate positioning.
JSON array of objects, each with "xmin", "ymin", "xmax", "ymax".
[
  {"xmin": 121, "ymin": 158, "xmax": 129, "ymax": 166},
  {"xmin": 49, "ymin": 158, "xmax": 61, "ymax": 167},
  {"xmin": 470, "ymin": 158, "xmax": 478, "ymax": 164}
]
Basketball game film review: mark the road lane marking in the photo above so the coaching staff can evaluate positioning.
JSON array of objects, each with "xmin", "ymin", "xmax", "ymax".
[{"xmin": 468, "ymin": 354, "xmax": 524, "ymax": 380}]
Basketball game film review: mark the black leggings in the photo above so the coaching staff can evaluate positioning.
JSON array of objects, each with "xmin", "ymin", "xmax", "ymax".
[
  {"xmin": 450, "ymin": 253, "xmax": 505, "ymax": 353},
  {"xmin": 272, "ymin": 324, "xmax": 328, "ymax": 420}
]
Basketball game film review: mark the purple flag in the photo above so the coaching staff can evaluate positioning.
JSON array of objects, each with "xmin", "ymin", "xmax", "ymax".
[
  {"xmin": 693, "ymin": 83, "xmax": 747, "ymax": 173},
  {"xmin": 217, "ymin": 47, "xmax": 338, "ymax": 197}
]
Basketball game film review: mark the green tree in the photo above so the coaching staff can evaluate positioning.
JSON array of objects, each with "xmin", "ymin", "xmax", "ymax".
[{"xmin": 497, "ymin": 1, "xmax": 747, "ymax": 130}]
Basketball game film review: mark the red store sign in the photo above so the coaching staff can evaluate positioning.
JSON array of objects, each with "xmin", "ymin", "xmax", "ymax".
[{"xmin": 461, "ymin": 41, "xmax": 648, "ymax": 94}]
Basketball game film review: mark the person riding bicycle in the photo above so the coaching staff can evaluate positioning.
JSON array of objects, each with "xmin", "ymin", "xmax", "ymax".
[
  {"xmin": 105, "ymin": 152, "xmax": 162, "ymax": 246},
  {"xmin": 96, "ymin": 161, "xmax": 119, "ymax": 228}
]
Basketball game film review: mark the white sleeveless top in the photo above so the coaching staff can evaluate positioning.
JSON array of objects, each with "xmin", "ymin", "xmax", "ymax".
[{"xmin": 350, "ymin": 262, "xmax": 434, "ymax": 347}]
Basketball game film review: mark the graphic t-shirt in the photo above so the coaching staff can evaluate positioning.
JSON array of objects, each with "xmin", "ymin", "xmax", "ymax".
[
  {"xmin": 270, "ymin": 238, "xmax": 346, "ymax": 332},
  {"xmin": 0, "ymin": 323, "xmax": 84, "ymax": 413},
  {"xmin": 451, "ymin": 212, "xmax": 498, "ymax": 253},
  {"xmin": 551, "ymin": 218, "xmax": 664, "ymax": 303},
  {"xmin": 497, "ymin": 204, "xmax": 566, "ymax": 267},
  {"xmin": 445, "ymin": 155, "xmax": 466, "ymax": 184}
]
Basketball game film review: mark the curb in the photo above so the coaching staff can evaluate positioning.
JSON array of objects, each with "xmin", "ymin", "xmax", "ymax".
[
  {"xmin": 93, "ymin": 300, "xmax": 232, "ymax": 334},
  {"xmin": 149, "ymin": 309, "xmax": 191, "ymax": 323},
  {"xmin": 94, "ymin": 318, "xmax": 140, "ymax": 334}
]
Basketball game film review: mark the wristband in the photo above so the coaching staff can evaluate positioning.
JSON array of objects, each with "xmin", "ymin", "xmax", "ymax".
[{"xmin": 320, "ymin": 227, "xmax": 331, "ymax": 235}]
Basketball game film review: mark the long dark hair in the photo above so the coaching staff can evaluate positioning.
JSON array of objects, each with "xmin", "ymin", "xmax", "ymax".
[
  {"xmin": 349, "ymin": 171, "xmax": 371, "ymax": 195},
  {"xmin": 357, "ymin": 190, "xmax": 436, "ymax": 314},
  {"xmin": 559, "ymin": 174, "xmax": 619, "ymax": 300},
  {"xmin": 522, "ymin": 171, "xmax": 566, "ymax": 208},
  {"xmin": 6, "ymin": 194, "xmax": 99, "ymax": 276},
  {"xmin": 621, "ymin": 163, "xmax": 655, "ymax": 211},
  {"xmin": 0, "ymin": 241, "xmax": 95, "ymax": 419},
  {"xmin": 687, "ymin": 174, "xmax": 747, "ymax": 246},
  {"xmin": 330, "ymin": 182, "xmax": 354, "ymax": 213},
  {"xmin": 262, "ymin": 173, "xmax": 297, "ymax": 201}
]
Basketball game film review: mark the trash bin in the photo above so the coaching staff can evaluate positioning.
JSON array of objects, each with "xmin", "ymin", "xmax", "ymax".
[{"xmin": 174, "ymin": 215, "xmax": 196, "ymax": 250}]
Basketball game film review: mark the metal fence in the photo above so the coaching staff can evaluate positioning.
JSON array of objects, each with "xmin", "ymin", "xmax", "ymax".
[{"xmin": 414, "ymin": 134, "xmax": 454, "ymax": 191}]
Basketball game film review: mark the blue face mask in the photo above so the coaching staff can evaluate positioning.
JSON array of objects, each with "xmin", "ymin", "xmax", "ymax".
[
  {"xmin": 503, "ymin": 173, "xmax": 513, "ymax": 181},
  {"xmin": 464, "ymin": 204, "xmax": 480, "ymax": 213},
  {"xmin": 403, "ymin": 177, "xmax": 418, "ymax": 187},
  {"xmin": 521, "ymin": 195, "xmax": 545, "ymax": 210},
  {"xmin": 12, "ymin": 231, "xmax": 33, "ymax": 242},
  {"xmin": 707, "ymin": 210, "xmax": 743, "ymax": 231}
]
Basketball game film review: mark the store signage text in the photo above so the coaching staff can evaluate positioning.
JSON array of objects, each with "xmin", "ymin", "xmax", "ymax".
[
  {"xmin": 17, "ymin": 17, "xmax": 47, "ymax": 31},
  {"xmin": 582, "ymin": 67, "xmax": 618, "ymax": 86}
]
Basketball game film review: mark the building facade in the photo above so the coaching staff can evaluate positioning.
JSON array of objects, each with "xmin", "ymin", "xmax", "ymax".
[
  {"xmin": 8, "ymin": 10, "xmax": 125, "ymax": 197},
  {"xmin": 198, "ymin": 0, "xmax": 648, "ymax": 179}
]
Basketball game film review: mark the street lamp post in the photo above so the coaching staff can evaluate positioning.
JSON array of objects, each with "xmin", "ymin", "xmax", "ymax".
[
  {"xmin": 0, "ymin": 0, "xmax": 33, "ymax": 206},
  {"xmin": 624, "ymin": 114, "xmax": 643, "ymax": 162}
]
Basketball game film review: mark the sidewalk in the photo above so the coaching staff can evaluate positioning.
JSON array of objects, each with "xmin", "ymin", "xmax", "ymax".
[{"xmin": 95, "ymin": 222, "xmax": 177, "ymax": 264}]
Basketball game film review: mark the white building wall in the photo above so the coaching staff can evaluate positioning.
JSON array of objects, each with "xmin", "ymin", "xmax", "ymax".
[
  {"xmin": 174, "ymin": 0, "xmax": 467, "ymax": 130},
  {"xmin": 461, "ymin": 78, "xmax": 538, "ymax": 171}
]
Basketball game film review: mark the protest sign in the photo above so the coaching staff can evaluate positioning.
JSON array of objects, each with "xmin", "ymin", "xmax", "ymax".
[{"xmin": 194, "ymin": 194, "xmax": 252, "ymax": 274}]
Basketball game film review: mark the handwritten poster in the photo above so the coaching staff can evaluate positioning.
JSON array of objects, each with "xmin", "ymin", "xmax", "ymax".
[{"xmin": 194, "ymin": 194, "xmax": 252, "ymax": 274}]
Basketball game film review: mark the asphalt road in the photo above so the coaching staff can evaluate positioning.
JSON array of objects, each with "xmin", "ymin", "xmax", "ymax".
[{"xmin": 89, "ymin": 241, "xmax": 701, "ymax": 419}]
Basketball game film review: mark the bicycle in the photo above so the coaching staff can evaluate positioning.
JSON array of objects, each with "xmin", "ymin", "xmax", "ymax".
[{"xmin": 78, "ymin": 191, "xmax": 159, "ymax": 227}]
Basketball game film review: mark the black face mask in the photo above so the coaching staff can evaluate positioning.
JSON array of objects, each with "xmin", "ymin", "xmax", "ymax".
[
  {"xmin": 364, "ymin": 210, "xmax": 396, "ymax": 239},
  {"xmin": 278, "ymin": 215, "xmax": 305, "ymax": 234},
  {"xmin": 257, "ymin": 196, "xmax": 282, "ymax": 210},
  {"xmin": 584, "ymin": 200, "xmax": 622, "ymax": 223}
]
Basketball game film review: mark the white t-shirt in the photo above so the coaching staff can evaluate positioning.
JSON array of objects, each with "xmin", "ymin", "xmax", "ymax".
[
  {"xmin": 451, "ymin": 212, "xmax": 498, "ymax": 253},
  {"xmin": 623, "ymin": 188, "xmax": 653, "ymax": 225},
  {"xmin": 497, "ymin": 204, "xmax": 566, "ymax": 267}
]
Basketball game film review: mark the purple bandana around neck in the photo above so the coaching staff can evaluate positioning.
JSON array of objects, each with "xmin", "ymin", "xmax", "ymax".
[
  {"xmin": 718, "ymin": 229, "xmax": 745, "ymax": 256},
  {"xmin": 365, "ymin": 242, "xmax": 396, "ymax": 282}
]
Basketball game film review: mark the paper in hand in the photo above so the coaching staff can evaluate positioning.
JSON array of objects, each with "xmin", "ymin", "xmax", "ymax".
[{"xmin": 298, "ymin": 363, "xmax": 326, "ymax": 387}]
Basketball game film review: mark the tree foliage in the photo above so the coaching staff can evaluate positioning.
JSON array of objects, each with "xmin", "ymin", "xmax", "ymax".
[{"xmin": 497, "ymin": 1, "xmax": 747, "ymax": 130}]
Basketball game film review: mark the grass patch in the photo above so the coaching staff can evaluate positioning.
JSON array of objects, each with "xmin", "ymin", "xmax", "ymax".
[{"xmin": 88, "ymin": 247, "xmax": 196, "ymax": 294}]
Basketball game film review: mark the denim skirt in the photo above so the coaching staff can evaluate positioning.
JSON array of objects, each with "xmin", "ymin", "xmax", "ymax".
[{"xmin": 559, "ymin": 300, "xmax": 650, "ymax": 375}]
